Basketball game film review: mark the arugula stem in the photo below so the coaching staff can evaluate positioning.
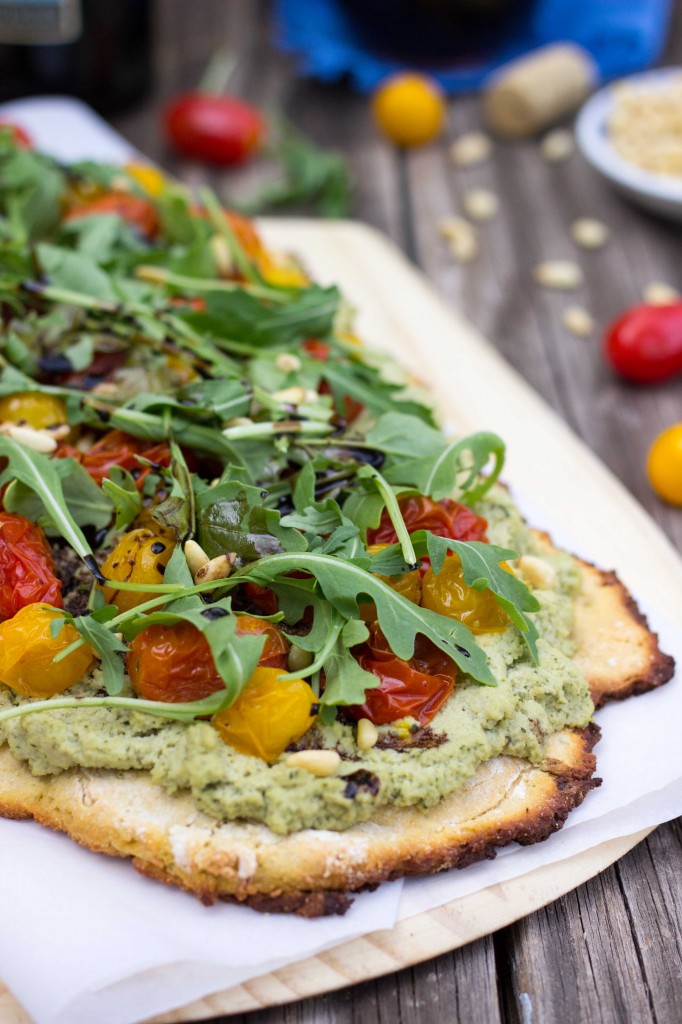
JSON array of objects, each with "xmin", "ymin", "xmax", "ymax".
[
  {"xmin": 199, "ymin": 187, "xmax": 261, "ymax": 286},
  {"xmin": 360, "ymin": 466, "xmax": 416, "ymax": 566},
  {"xmin": 0, "ymin": 690, "xmax": 228, "ymax": 726},
  {"xmin": 222, "ymin": 420, "xmax": 334, "ymax": 440},
  {"xmin": 135, "ymin": 266, "xmax": 289, "ymax": 304}
]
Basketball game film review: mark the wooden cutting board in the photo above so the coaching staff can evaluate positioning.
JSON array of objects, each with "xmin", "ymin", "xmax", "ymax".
[{"xmin": 1, "ymin": 220, "xmax": 680, "ymax": 1024}]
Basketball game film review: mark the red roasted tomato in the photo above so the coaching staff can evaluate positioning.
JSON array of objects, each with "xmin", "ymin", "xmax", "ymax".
[
  {"xmin": 64, "ymin": 193, "xmax": 160, "ymax": 239},
  {"xmin": 345, "ymin": 622, "xmax": 456, "ymax": 726},
  {"xmin": 127, "ymin": 614, "xmax": 289, "ymax": 703},
  {"xmin": 56, "ymin": 430, "xmax": 172, "ymax": 489},
  {"xmin": 0, "ymin": 513, "xmax": 63, "ymax": 620},
  {"xmin": 367, "ymin": 495, "xmax": 488, "ymax": 546}
]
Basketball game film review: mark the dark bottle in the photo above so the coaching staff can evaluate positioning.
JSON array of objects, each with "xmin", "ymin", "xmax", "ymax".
[{"xmin": 0, "ymin": 0, "xmax": 152, "ymax": 114}]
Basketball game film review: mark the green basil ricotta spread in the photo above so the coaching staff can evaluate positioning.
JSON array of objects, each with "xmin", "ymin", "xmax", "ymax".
[{"xmin": 0, "ymin": 488, "xmax": 594, "ymax": 835}]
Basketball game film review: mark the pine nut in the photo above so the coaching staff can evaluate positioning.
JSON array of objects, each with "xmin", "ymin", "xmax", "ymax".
[
  {"xmin": 462, "ymin": 187, "xmax": 499, "ymax": 222},
  {"xmin": 210, "ymin": 234, "xmax": 233, "ymax": 276},
  {"xmin": 194, "ymin": 553, "xmax": 236, "ymax": 583},
  {"xmin": 272, "ymin": 386, "xmax": 309, "ymax": 405},
  {"xmin": 285, "ymin": 750, "xmax": 341, "ymax": 777},
  {"xmin": 541, "ymin": 128, "xmax": 574, "ymax": 162},
  {"xmin": 0, "ymin": 424, "xmax": 58, "ymax": 453},
  {"xmin": 517, "ymin": 555, "xmax": 557, "ymax": 590},
  {"xmin": 533, "ymin": 260, "xmax": 583, "ymax": 290},
  {"xmin": 571, "ymin": 218, "xmax": 609, "ymax": 249},
  {"xmin": 439, "ymin": 217, "xmax": 479, "ymax": 263},
  {"xmin": 184, "ymin": 539, "xmax": 210, "ymax": 577},
  {"xmin": 562, "ymin": 306, "xmax": 594, "ymax": 337},
  {"xmin": 643, "ymin": 282, "xmax": 681, "ymax": 305},
  {"xmin": 275, "ymin": 353, "xmax": 302, "ymax": 373},
  {"xmin": 357, "ymin": 718, "xmax": 379, "ymax": 751},
  {"xmin": 450, "ymin": 132, "xmax": 492, "ymax": 167}
]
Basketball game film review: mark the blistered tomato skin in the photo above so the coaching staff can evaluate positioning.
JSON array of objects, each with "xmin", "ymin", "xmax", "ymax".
[
  {"xmin": 0, "ymin": 514, "xmax": 63, "ymax": 620},
  {"xmin": 0, "ymin": 392, "xmax": 67, "ymax": 429},
  {"xmin": 64, "ymin": 193, "xmax": 160, "ymax": 239},
  {"xmin": 605, "ymin": 303, "xmax": 682, "ymax": 383},
  {"xmin": 0, "ymin": 605, "xmax": 94, "ymax": 697},
  {"xmin": 128, "ymin": 615, "xmax": 289, "ymax": 703},
  {"xmin": 101, "ymin": 529, "xmax": 175, "ymax": 614},
  {"xmin": 421, "ymin": 555, "xmax": 509, "ymax": 634},
  {"xmin": 213, "ymin": 667, "xmax": 317, "ymax": 762},
  {"xmin": 367, "ymin": 496, "xmax": 488, "ymax": 546},
  {"xmin": 346, "ymin": 624, "xmax": 456, "ymax": 727}
]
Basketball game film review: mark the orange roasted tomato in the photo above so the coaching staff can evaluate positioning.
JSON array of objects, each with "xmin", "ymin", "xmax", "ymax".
[
  {"xmin": 0, "ymin": 391, "xmax": 66, "ymax": 429},
  {"xmin": 345, "ymin": 622, "xmax": 456, "ymax": 727},
  {"xmin": 421, "ymin": 554, "xmax": 509, "ymax": 634},
  {"xmin": 0, "ymin": 604, "xmax": 94, "ymax": 697},
  {"xmin": 100, "ymin": 528, "xmax": 175, "ymax": 614},
  {"xmin": 0, "ymin": 514, "xmax": 63, "ymax": 620},
  {"xmin": 64, "ymin": 192, "xmax": 160, "ymax": 239},
  {"xmin": 127, "ymin": 615, "xmax": 290, "ymax": 703},
  {"xmin": 213, "ymin": 666, "xmax": 317, "ymax": 762},
  {"xmin": 367, "ymin": 496, "xmax": 488, "ymax": 546}
]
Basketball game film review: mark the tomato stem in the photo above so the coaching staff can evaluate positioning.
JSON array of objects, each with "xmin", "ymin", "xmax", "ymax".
[{"xmin": 198, "ymin": 48, "xmax": 237, "ymax": 96}]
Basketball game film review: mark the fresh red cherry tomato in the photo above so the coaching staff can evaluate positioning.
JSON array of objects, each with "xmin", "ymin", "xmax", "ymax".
[
  {"xmin": 164, "ymin": 92, "xmax": 264, "ymax": 166},
  {"xmin": 0, "ymin": 121, "xmax": 32, "ymax": 148},
  {"xmin": 604, "ymin": 303, "xmax": 682, "ymax": 384},
  {"xmin": 345, "ymin": 622, "xmax": 456, "ymax": 726},
  {"xmin": 0, "ymin": 513, "xmax": 63, "ymax": 620},
  {"xmin": 127, "ymin": 614, "xmax": 288, "ymax": 703},
  {"xmin": 367, "ymin": 496, "xmax": 488, "ymax": 546}
]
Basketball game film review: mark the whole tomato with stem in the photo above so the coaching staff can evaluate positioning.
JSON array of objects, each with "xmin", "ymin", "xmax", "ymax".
[
  {"xmin": 345, "ymin": 622, "xmax": 456, "ymax": 726},
  {"xmin": 604, "ymin": 302, "xmax": 682, "ymax": 383},
  {"xmin": 0, "ymin": 513, "xmax": 63, "ymax": 620},
  {"xmin": 127, "ymin": 614, "xmax": 289, "ymax": 704}
]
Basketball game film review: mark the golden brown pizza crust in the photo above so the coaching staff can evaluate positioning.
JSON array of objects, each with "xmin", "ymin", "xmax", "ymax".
[{"xmin": 0, "ymin": 559, "xmax": 674, "ymax": 916}]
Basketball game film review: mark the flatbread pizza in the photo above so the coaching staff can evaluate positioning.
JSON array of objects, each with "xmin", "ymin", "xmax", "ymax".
[{"xmin": 0, "ymin": 133, "xmax": 673, "ymax": 915}]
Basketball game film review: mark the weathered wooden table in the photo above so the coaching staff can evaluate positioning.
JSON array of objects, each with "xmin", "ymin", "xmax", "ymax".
[{"xmin": 110, "ymin": 2, "xmax": 682, "ymax": 1021}]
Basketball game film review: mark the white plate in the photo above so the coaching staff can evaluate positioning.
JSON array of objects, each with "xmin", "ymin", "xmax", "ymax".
[{"xmin": 576, "ymin": 67, "xmax": 682, "ymax": 221}]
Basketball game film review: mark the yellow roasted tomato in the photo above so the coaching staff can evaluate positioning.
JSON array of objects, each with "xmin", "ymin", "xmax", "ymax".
[
  {"xmin": 100, "ymin": 528, "xmax": 175, "ymax": 613},
  {"xmin": 0, "ymin": 604, "xmax": 94, "ymax": 697},
  {"xmin": 421, "ymin": 555, "xmax": 509, "ymax": 634},
  {"xmin": 360, "ymin": 542, "xmax": 422, "ymax": 621},
  {"xmin": 0, "ymin": 392, "xmax": 67, "ymax": 429},
  {"xmin": 213, "ymin": 666, "xmax": 317, "ymax": 762}
]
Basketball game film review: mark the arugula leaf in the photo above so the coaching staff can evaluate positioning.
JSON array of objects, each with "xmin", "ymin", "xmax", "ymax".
[
  {"xmin": 321, "ymin": 642, "xmax": 379, "ymax": 706},
  {"xmin": 71, "ymin": 612, "xmax": 128, "ymax": 696},
  {"xmin": 102, "ymin": 468, "xmax": 142, "ymax": 532},
  {"xmin": 239, "ymin": 551, "xmax": 494, "ymax": 684},
  {"xmin": 0, "ymin": 442, "xmax": 106, "ymax": 565},
  {"xmin": 36, "ymin": 244, "xmax": 119, "ymax": 303},
  {"xmin": 196, "ymin": 481, "xmax": 306, "ymax": 562}
]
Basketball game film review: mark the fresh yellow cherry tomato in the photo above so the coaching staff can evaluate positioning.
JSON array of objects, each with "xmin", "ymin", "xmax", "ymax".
[
  {"xmin": 213, "ymin": 666, "xmax": 317, "ymax": 762},
  {"xmin": 100, "ymin": 528, "xmax": 175, "ymax": 613},
  {"xmin": 0, "ymin": 604, "xmax": 94, "ymax": 697},
  {"xmin": 371, "ymin": 72, "xmax": 446, "ymax": 148},
  {"xmin": 0, "ymin": 392, "xmax": 67, "ymax": 429},
  {"xmin": 421, "ymin": 555, "xmax": 509, "ymax": 634},
  {"xmin": 647, "ymin": 423, "xmax": 682, "ymax": 506}
]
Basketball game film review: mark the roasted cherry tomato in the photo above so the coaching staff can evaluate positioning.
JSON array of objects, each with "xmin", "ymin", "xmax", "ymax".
[
  {"xmin": 421, "ymin": 554, "xmax": 509, "ymax": 634},
  {"xmin": 605, "ymin": 303, "xmax": 682, "ymax": 383},
  {"xmin": 0, "ymin": 392, "xmax": 66, "ymax": 429},
  {"xmin": 56, "ymin": 430, "xmax": 172, "ymax": 489},
  {"xmin": 346, "ymin": 622, "xmax": 456, "ymax": 726},
  {"xmin": 128, "ymin": 615, "xmax": 289, "ymax": 703},
  {"xmin": 0, "ymin": 514, "xmax": 63, "ymax": 620},
  {"xmin": 0, "ymin": 604, "xmax": 93, "ymax": 697},
  {"xmin": 302, "ymin": 338, "xmax": 331, "ymax": 361},
  {"xmin": 164, "ymin": 92, "xmax": 264, "ymax": 166},
  {"xmin": 64, "ymin": 193, "xmax": 160, "ymax": 239},
  {"xmin": 213, "ymin": 666, "xmax": 317, "ymax": 762},
  {"xmin": 0, "ymin": 121, "xmax": 32, "ymax": 148},
  {"xmin": 100, "ymin": 528, "xmax": 175, "ymax": 614},
  {"xmin": 647, "ymin": 423, "xmax": 682, "ymax": 506},
  {"xmin": 123, "ymin": 161, "xmax": 166, "ymax": 196},
  {"xmin": 367, "ymin": 496, "xmax": 488, "ymax": 546}
]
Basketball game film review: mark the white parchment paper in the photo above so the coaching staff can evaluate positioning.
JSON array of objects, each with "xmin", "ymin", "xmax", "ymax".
[{"xmin": 0, "ymin": 96, "xmax": 681, "ymax": 1024}]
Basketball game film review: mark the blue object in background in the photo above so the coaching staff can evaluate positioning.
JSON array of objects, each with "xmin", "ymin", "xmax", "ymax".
[{"xmin": 274, "ymin": 0, "xmax": 672, "ymax": 93}]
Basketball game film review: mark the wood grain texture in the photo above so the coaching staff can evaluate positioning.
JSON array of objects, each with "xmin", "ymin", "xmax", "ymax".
[{"xmin": 1, "ymin": 0, "xmax": 680, "ymax": 1022}]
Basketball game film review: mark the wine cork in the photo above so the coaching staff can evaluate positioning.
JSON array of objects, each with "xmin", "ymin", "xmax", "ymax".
[{"xmin": 483, "ymin": 44, "xmax": 598, "ymax": 139}]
